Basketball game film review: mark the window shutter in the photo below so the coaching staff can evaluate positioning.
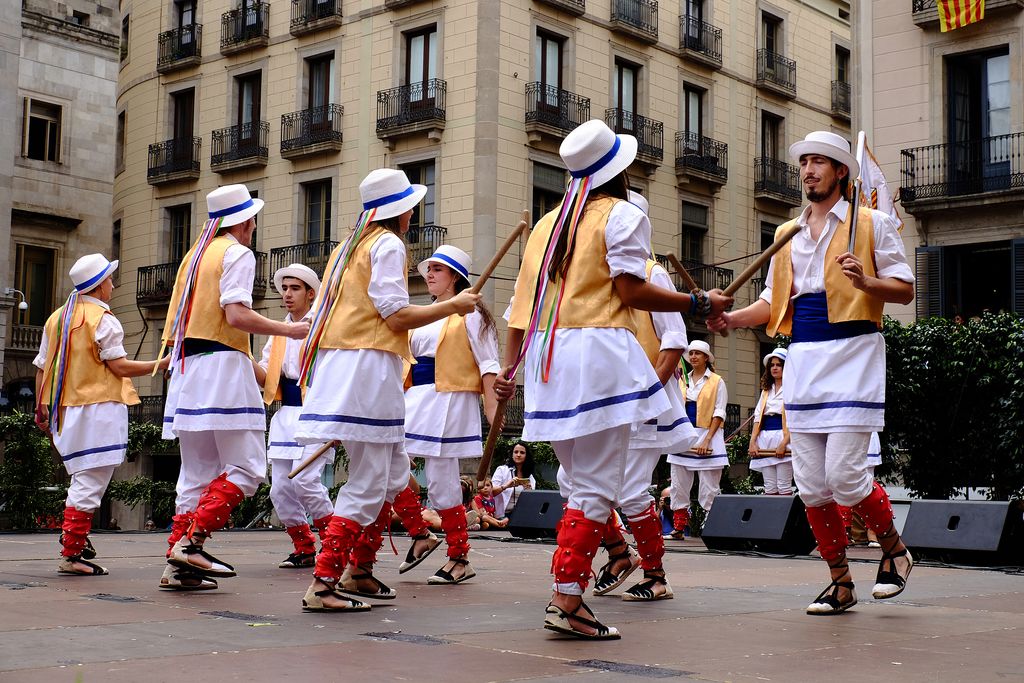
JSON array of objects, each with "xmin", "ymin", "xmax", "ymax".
[
  {"xmin": 21, "ymin": 97, "xmax": 30, "ymax": 157},
  {"xmin": 1012, "ymin": 238, "xmax": 1024, "ymax": 314},
  {"xmin": 914, "ymin": 245, "xmax": 944, "ymax": 319}
]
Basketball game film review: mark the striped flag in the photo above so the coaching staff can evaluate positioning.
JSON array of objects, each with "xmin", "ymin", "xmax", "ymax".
[
  {"xmin": 938, "ymin": 0, "xmax": 985, "ymax": 32},
  {"xmin": 859, "ymin": 143, "xmax": 904, "ymax": 232}
]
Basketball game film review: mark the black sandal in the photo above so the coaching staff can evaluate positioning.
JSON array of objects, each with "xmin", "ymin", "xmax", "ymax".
[
  {"xmin": 427, "ymin": 557, "xmax": 476, "ymax": 585},
  {"xmin": 622, "ymin": 571, "xmax": 674, "ymax": 602},
  {"xmin": 57, "ymin": 555, "xmax": 108, "ymax": 576},
  {"xmin": 168, "ymin": 541, "xmax": 236, "ymax": 578},
  {"xmin": 544, "ymin": 600, "xmax": 620, "ymax": 640},
  {"xmin": 339, "ymin": 569, "xmax": 398, "ymax": 599},
  {"xmin": 302, "ymin": 581, "xmax": 372, "ymax": 612},
  {"xmin": 592, "ymin": 542, "xmax": 639, "ymax": 596},
  {"xmin": 278, "ymin": 552, "xmax": 316, "ymax": 569},
  {"xmin": 398, "ymin": 532, "xmax": 441, "ymax": 574},
  {"xmin": 872, "ymin": 546, "xmax": 913, "ymax": 599}
]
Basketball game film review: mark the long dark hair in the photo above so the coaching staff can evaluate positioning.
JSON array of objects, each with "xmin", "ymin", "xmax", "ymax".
[
  {"xmin": 547, "ymin": 171, "xmax": 630, "ymax": 283},
  {"xmin": 454, "ymin": 275, "xmax": 496, "ymax": 333},
  {"xmin": 506, "ymin": 440, "xmax": 536, "ymax": 478},
  {"xmin": 760, "ymin": 357, "xmax": 785, "ymax": 392}
]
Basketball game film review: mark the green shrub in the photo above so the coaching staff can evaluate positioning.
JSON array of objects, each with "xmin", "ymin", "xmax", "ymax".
[
  {"xmin": 106, "ymin": 475, "xmax": 176, "ymax": 527},
  {"xmin": 0, "ymin": 412, "xmax": 65, "ymax": 529}
]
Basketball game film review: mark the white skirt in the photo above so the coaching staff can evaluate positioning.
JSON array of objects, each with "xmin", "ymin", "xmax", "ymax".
[
  {"xmin": 749, "ymin": 427, "xmax": 793, "ymax": 471},
  {"xmin": 404, "ymin": 384, "xmax": 483, "ymax": 458},
  {"xmin": 629, "ymin": 374, "xmax": 697, "ymax": 454},
  {"xmin": 268, "ymin": 404, "xmax": 335, "ymax": 462},
  {"xmin": 296, "ymin": 348, "xmax": 406, "ymax": 444},
  {"xmin": 784, "ymin": 333, "xmax": 886, "ymax": 433},
  {"xmin": 521, "ymin": 328, "xmax": 670, "ymax": 442},
  {"xmin": 666, "ymin": 424, "xmax": 728, "ymax": 470},
  {"xmin": 53, "ymin": 402, "xmax": 128, "ymax": 475},
  {"xmin": 162, "ymin": 350, "xmax": 265, "ymax": 438}
]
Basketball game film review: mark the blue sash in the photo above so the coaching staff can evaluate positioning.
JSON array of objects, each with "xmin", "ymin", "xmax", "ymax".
[
  {"xmin": 791, "ymin": 292, "xmax": 877, "ymax": 344},
  {"xmin": 411, "ymin": 356, "xmax": 435, "ymax": 386},
  {"xmin": 760, "ymin": 414, "xmax": 783, "ymax": 431},
  {"xmin": 280, "ymin": 377, "xmax": 302, "ymax": 407},
  {"xmin": 685, "ymin": 400, "xmax": 698, "ymax": 426}
]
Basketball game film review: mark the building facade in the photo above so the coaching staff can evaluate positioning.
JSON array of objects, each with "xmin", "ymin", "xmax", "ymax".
[{"xmin": 854, "ymin": 1, "xmax": 1024, "ymax": 322}]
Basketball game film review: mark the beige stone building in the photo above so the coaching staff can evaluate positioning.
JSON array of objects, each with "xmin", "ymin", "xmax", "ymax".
[
  {"xmin": 113, "ymin": 0, "xmax": 852, "ymax": 500},
  {"xmin": 854, "ymin": 1, "xmax": 1024, "ymax": 322}
]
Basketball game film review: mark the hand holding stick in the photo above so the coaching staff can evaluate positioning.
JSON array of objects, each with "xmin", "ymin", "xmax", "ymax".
[{"xmin": 288, "ymin": 440, "xmax": 339, "ymax": 479}]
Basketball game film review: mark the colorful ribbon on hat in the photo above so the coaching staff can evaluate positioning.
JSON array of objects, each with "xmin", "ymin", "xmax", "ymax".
[
  {"xmin": 507, "ymin": 175, "xmax": 592, "ymax": 384},
  {"xmin": 44, "ymin": 290, "xmax": 86, "ymax": 434},
  {"xmin": 297, "ymin": 208, "xmax": 376, "ymax": 387},
  {"xmin": 155, "ymin": 217, "xmax": 225, "ymax": 373}
]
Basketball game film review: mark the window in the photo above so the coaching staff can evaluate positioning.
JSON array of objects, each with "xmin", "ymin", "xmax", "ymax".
[
  {"xmin": 685, "ymin": 0, "xmax": 703, "ymax": 22},
  {"xmin": 835, "ymin": 46, "xmax": 850, "ymax": 84},
  {"xmin": 167, "ymin": 205, "xmax": 191, "ymax": 264},
  {"xmin": 915, "ymin": 240, "xmax": 1022, "ymax": 318},
  {"xmin": 22, "ymin": 99, "xmax": 62, "ymax": 163},
  {"xmin": 683, "ymin": 84, "xmax": 703, "ymax": 140},
  {"xmin": 947, "ymin": 48, "xmax": 1010, "ymax": 191},
  {"xmin": 683, "ymin": 0, "xmax": 704, "ymax": 48},
  {"xmin": 303, "ymin": 180, "xmax": 332, "ymax": 243},
  {"xmin": 171, "ymin": 88, "xmax": 194, "ymax": 163},
  {"xmin": 120, "ymin": 15, "xmax": 129, "ymax": 62},
  {"xmin": 405, "ymin": 25, "xmax": 437, "ymax": 106},
  {"xmin": 760, "ymin": 220, "xmax": 777, "ymax": 278},
  {"xmin": 177, "ymin": 0, "xmax": 196, "ymax": 28},
  {"xmin": 532, "ymin": 162, "xmax": 566, "ymax": 226},
  {"xmin": 14, "ymin": 245, "xmax": 57, "ymax": 326},
  {"xmin": 401, "ymin": 160, "xmax": 436, "ymax": 229},
  {"xmin": 761, "ymin": 111, "xmax": 782, "ymax": 160},
  {"xmin": 762, "ymin": 14, "xmax": 781, "ymax": 55},
  {"xmin": 70, "ymin": 10, "xmax": 90, "ymax": 25},
  {"xmin": 112, "ymin": 220, "xmax": 122, "ymax": 285},
  {"xmin": 115, "ymin": 111, "xmax": 126, "ymax": 175},
  {"xmin": 613, "ymin": 59, "xmax": 639, "ymax": 116},
  {"xmin": 680, "ymin": 201, "xmax": 708, "ymax": 264},
  {"xmin": 236, "ymin": 71, "xmax": 261, "ymax": 129},
  {"xmin": 307, "ymin": 54, "xmax": 335, "ymax": 110},
  {"xmin": 535, "ymin": 30, "xmax": 563, "ymax": 91}
]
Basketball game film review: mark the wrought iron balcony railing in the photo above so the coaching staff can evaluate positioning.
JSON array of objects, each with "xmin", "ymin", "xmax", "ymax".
[
  {"xmin": 831, "ymin": 80, "xmax": 851, "ymax": 118},
  {"xmin": 9, "ymin": 325, "xmax": 44, "ymax": 353},
  {"xmin": 610, "ymin": 0, "xmax": 659, "ymax": 43},
  {"xmin": 655, "ymin": 254, "xmax": 733, "ymax": 293},
  {"xmin": 376, "ymin": 79, "xmax": 447, "ymax": 136},
  {"xmin": 221, "ymin": 2, "xmax": 269, "ymax": 51},
  {"xmin": 481, "ymin": 384, "xmax": 525, "ymax": 435},
  {"xmin": 754, "ymin": 157, "xmax": 802, "ymax": 205},
  {"xmin": 252, "ymin": 250, "xmax": 268, "ymax": 297},
  {"xmin": 674, "ymin": 131, "xmax": 728, "ymax": 184},
  {"xmin": 406, "ymin": 225, "xmax": 447, "ymax": 272},
  {"xmin": 147, "ymin": 137, "xmax": 201, "ymax": 181},
  {"xmin": 725, "ymin": 402, "xmax": 741, "ymax": 436},
  {"xmin": 524, "ymin": 83, "xmax": 590, "ymax": 137},
  {"xmin": 605, "ymin": 108, "xmax": 663, "ymax": 162},
  {"xmin": 679, "ymin": 15, "xmax": 722, "ymax": 67},
  {"xmin": 900, "ymin": 132, "xmax": 1024, "ymax": 204},
  {"xmin": 157, "ymin": 24, "xmax": 202, "ymax": 72},
  {"xmin": 211, "ymin": 121, "xmax": 269, "ymax": 168},
  {"xmin": 128, "ymin": 395, "xmax": 167, "ymax": 426},
  {"xmin": 289, "ymin": 0, "xmax": 342, "ymax": 34},
  {"xmin": 281, "ymin": 104, "xmax": 343, "ymax": 155},
  {"xmin": 756, "ymin": 49, "xmax": 797, "ymax": 97},
  {"xmin": 269, "ymin": 240, "xmax": 339, "ymax": 278},
  {"xmin": 137, "ymin": 262, "xmax": 178, "ymax": 306}
]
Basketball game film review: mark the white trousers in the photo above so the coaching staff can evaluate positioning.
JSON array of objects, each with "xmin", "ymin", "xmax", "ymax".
[
  {"xmin": 65, "ymin": 464, "xmax": 118, "ymax": 512},
  {"xmin": 670, "ymin": 465, "xmax": 722, "ymax": 514},
  {"xmin": 790, "ymin": 431, "xmax": 873, "ymax": 508},
  {"xmin": 761, "ymin": 462, "xmax": 795, "ymax": 495},
  {"xmin": 175, "ymin": 429, "xmax": 267, "ymax": 514},
  {"xmin": 619, "ymin": 447, "xmax": 661, "ymax": 518},
  {"xmin": 424, "ymin": 458, "xmax": 462, "ymax": 510},
  {"xmin": 333, "ymin": 440, "xmax": 409, "ymax": 526},
  {"xmin": 269, "ymin": 456, "xmax": 334, "ymax": 527},
  {"xmin": 552, "ymin": 424, "xmax": 631, "ymax": 524}
]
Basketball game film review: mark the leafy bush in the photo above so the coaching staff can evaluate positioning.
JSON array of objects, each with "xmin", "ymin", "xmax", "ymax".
[
  {"xmin": 106, "ymin": 475, "xmax": 176, "ymax": 527},
  {"xmin": 0, "ymin": 412, "xmax": 65, "ymax": 529}
]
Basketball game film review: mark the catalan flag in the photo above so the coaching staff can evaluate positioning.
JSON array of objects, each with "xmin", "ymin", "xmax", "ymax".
[{"xmin": 938, "ymin": 0, "xmax": 985, "ymax": 32}]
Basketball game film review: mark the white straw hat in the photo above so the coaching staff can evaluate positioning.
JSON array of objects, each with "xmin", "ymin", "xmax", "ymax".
[
  {"xmin": 359, "ymin": 169, "xmax": 427, "ymax": 221},
  {"xmin": 788, "ymin": 131, "xmax": 860, "ymax": 179},
  {"xmin": 628, "ymin": 190, "xmax": 649, "ymax": 215},
  {"xmin": 206, "ymin": 184, "xmax": 265, "ymax": 227},
  {"xmin": 273, "ymin": 263, "xmax": 320, "ymax": 296},
  {"xmin": 559, "ymin": 119, "xmax": 639, "ymax": 188},
  {"xmin": 687, "ymin": 339, "xmax": 714, "ymax": 365},
  {"xmin": 69, "ymin": 254, "xmax": 118, "ymax": 294},
  {"xmin": 762, "ymin": 347, "xmax": 789, "ymax": 368},
  {"xmin": 417, "ymin": 245, "xmax": 472, "ymax": 285}
]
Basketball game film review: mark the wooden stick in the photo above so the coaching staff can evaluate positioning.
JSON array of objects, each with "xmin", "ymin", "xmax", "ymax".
[
  {"xmin": 664, "ymin": 253, "xmax": 701, "ymax": 293},
  {"xmin": 476, "ymin": 398, "xmax": 507, "ymax": 487},
  {"xmin": 288, "ymin": 440, "xmax": 339, "ymax": 479},
  {"xmin": 722, "ymin": 225, "xmax": 801, "ymax": 298},
  {"xmin": 469, "ymin": 210, "xmax": 530, "ymax": 295},
  {"xmin": 749, "ymin": 450, "xmax": 792, "ymax": 459}
]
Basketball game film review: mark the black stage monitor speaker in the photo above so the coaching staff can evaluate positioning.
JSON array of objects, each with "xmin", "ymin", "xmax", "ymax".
[
  {"xmin": 507, "ymin": 491, "xmax": 566, "ymax": 540},
  {"xmin": 701, "ymin": 494, "xmax": 817, "ymax": 555},
  {"xmin": 901, "ymin": 500, "xmax": 1024, "ymax": 566}
]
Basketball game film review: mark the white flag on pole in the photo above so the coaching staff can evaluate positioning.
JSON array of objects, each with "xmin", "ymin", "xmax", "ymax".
[{"xmin": 860, "ymin": 143, "xmax": 904, "ymax": 231}]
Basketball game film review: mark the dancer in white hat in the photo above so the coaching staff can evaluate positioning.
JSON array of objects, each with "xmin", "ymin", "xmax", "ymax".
[
  {"xmin": 708, "ymin": 131, "xmax": 915, "ymax": 615},
  {"xmin": 748, "ymin": 348, "xmax": 793, "ymax": 495},
  {"xmin": 296, "ymin": 169, "xmax": 479, "ymax": 612},
  {"xmin": 252, "ymin": 263, "xmax": 334, "ymax": 569},
  {"xmin": 34, "ymin": 254, "xmax": 168, "ymax": 575},
  {"xmin": 159, "ymin": 185, "xmax": 310, "ymax": 590},
  {"xmin": 494, "ymin": 119, "xmax": 731, "ymax": 639}
]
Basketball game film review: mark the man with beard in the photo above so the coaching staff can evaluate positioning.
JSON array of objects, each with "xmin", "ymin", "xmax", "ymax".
[{"xmin": 707, "ymin": 131, "xmax": 915, "ymax": 616}]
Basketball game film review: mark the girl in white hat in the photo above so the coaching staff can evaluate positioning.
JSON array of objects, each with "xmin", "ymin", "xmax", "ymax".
[
  {"xmin": 665, "ymin": 340, "xmax": 728, "ymax": 536},
  {"xmin": 295, "ymin": 169, "xmax": 479, "ymax": 612},
  {"xmin": 33, "ymin": 254, "xmax": 168, "ymax": 575},
  {"xmin": 748, "ymin": 348, "xmax": 793, "ymax": 495},
  {"xmin": 495, "ymin": 119, "xmax": 731, "ymax": 640},
  {"xmin": 252, "ymin": 263, "xmax": 335, "ymax": 570}
]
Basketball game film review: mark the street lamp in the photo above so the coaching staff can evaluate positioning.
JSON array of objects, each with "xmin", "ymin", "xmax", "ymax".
[{"xmin": 3, "ymin": 288, "xmax": 29, "ymax": 311}]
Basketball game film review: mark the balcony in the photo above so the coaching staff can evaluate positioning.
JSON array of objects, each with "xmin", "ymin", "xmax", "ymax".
[
  {"xmin": 128, "ymin": 395, "xmax": 167, "ymax": 426},
  {"xmin": 376, "ymin": 79, "xmax": 446, "ymax": 148},
  {"xmin": 147, "ymin": 137, "xmax": 201, "ymax": 186},
  {"xmin": 384, "ymin": 0, "xmax": 429, "ymax": 7},
  {"xmin": 900, "ymin": 132, "xmax": 1024, "ymax": 213},
  {"xmin": 406, "ymin": 225, "xmax": 447, "ymax": 273},
  {"xmin": 269, "ymin": 239, "xmax": 339, "ymax": 279},
  {"xmin": 524, "ymin": 83, "xmax": 590, "ymax": 144},
  {"xmin": 831, "ymin": 80, "xmax": 851, "ymax": 120},
  {"xmin": 8, "ymin": 325, "xmax": 43, "ymax": 353},
  {"xmin": 534, "ymin": 0, "xmax": 585, "ymax": 16},
  {"xmin": 220, "ymin": 2, "xmax": 269, "ymax": 56},
  {"xmin": 137, "ymin": 262, "xmax": 178, "ymax": 307},
  {"xmin": 289, "ymin": 0, "xmax": 342, "ymax": 36},
  {"xmin": 912, "ymin": 0, "xmax": 1024, "ymax": 28},
  {"xmin": 156, "ymin": 24, "xmax": 201, "ymax": 73},
  {"xmin": 655, "ymin": 254, "xmax": 733, "ymax": 292},
  {"xmin": 754, "ymin": 157, "xmax": 802, "ymax": 206},
  {"xmin": 252, "ymin": 250, "xmax": 268, "ymax": 298},
  {"xmin": 610, "ymin": 0, "xmax": 659, "ymax": 44},
  {"xmin": 481, "ymin": 384, "xmax": 525, "ymax": 435},
  {"xmin": 605, "ymin": 108, "xmax": 663, "ymax": 171},
  {"xmin": 674, "ymin": 131, "xmax": 728, "ymax": 187},
  {"xmin": 756, "ymin": 49, "xmax": 797, "ymax": 99},
  {"xmin": 678, "ymin": 15, "xmax": 722, "ymax": 69},
  {"xmin": 211, "ymin": 121, "xmax": 269, "ymax": 172},
  {"xmin": 280, "ymin": 104, "xmax": 343, "ymax": 160}
]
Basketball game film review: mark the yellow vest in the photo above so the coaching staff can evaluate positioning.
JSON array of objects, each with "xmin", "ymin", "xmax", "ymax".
[
  {"xmin": 318, "ymin": 226, "xmax": 412, "ymax": 361},
  {"xmin": 404, "ymin": 314, "xmax": 485, "ymax": 394},
  {"xmin": 508, "ymin": 196, "xmax": 636, "ymax": 333},
  {"xmin": 40, "ymin": 301, "xmax": 140, "ymax": 408},
  {"xmin": 162, "ymin": 235, "xmax": 251, "ymax": 355},
  {"xmin": 631, "ymin": 259, "xmax": 661, "ymax": 367},
  {"xmin": 262, "ymin": 335, "xmax": 286, "ymax": 405},
  {"xmin": 756, "ymin": 388, "xmax": 788, "ymax": 431},
  {"xmin": 683, "ymin": 372, "xmax": 721, "ymax": 429},
  {"xmin": 767, "ymin": 206, "xmax": 883, "ymax": 337}
]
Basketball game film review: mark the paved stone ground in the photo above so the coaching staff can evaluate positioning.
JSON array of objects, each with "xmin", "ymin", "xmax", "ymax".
[{"xmin": 1, "ymin": 530, "xmax": 1022, "ymax": 682}]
